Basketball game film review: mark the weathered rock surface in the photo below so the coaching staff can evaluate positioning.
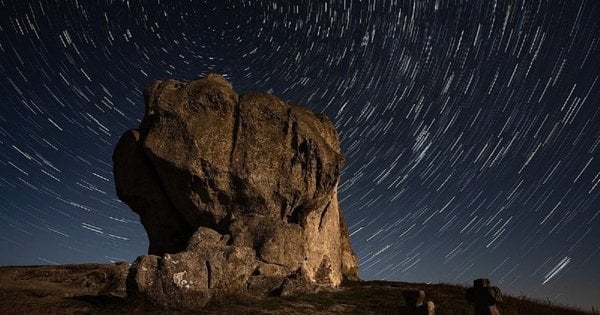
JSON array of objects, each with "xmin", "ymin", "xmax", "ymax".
[{"xmin": 113, "ymin": 73, "xmax": 359, "ymax": 309}]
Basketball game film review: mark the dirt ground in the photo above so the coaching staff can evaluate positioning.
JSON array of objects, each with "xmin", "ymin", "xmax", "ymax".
[{"xmin": 0, "ymin": 263, "xmax": 129, "ymax": 315}]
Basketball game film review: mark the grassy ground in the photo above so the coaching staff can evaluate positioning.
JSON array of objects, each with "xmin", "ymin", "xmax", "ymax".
[
  {"xmin": 231, "ymin": 281, "xmax": 598, "ymax": 315},
  {"xmin": 0, "ymin": 264, "xmax": 597, "ymax": 314},
  {"xmin": 165, "ymin": 280, "xmax": 598, "ymax": 314}
]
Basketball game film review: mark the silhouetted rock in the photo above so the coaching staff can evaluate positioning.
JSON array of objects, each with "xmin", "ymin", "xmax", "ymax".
[
  {"xmin": 402, "ymin": 290, "xmax": 435, "ymax": 315},
  {"xmin": 466, "ymin": 278, "xmax": 503, "ymax": 315},
  {"xmin": 113, "ymin": 73, "xmax": 359, "ymax": 309}
]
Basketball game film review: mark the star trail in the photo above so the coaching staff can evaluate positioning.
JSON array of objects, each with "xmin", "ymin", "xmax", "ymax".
[{"xmin": 1, "ymin": 0, "xmax": 599, "ymax": 310}]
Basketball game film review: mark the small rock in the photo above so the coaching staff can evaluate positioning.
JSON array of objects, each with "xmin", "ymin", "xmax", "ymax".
[{"xmin": 466, "ymin": 278, "xmax": 503, "ymax": 315}]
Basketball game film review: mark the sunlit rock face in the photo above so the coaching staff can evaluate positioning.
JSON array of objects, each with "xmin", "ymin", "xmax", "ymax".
[{"xmin": 113, "ymin": 74, "xmax": 358, "ymax": 309}]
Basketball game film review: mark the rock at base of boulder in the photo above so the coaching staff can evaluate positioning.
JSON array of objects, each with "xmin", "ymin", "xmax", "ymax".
[{"xmin": 127, "ymin": 228, "xmax": 257, "ymax": 309}]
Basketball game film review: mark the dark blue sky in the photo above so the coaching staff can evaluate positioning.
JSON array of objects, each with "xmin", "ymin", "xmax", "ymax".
[{"xmin": 1, "ymin": 0, "xmax": 599, "ymax": 310}]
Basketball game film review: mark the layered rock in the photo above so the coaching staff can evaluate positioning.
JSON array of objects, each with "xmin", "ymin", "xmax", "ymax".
[{"xmin": 113, "ymin": 74, "xmax": 359, "ymax": 309}]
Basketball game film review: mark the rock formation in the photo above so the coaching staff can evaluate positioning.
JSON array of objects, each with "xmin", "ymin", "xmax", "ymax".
[
  {"xmin": 113, "ymin": 73, "xmax": 359, "ymax": 309},
  {"xmin": 466, "ymin": 278, "xmax": 503, "ymax": 315},
  {"xmin": 402, "ymin": 290, "xmax": 435, "ymax": 315}
]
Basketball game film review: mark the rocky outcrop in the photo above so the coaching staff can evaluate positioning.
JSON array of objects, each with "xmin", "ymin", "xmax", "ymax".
[
  {"xmin": 466, "ymin": 279, "xmax": 503, "ymax": 315},
  {"xmin": 113, "ymin": 74, "xmax": 359, "ymax": 309}
]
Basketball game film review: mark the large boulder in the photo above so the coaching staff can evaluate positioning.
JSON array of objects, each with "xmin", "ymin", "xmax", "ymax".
[{"xmin": 113, "ymin": 74, "xmax": 359, "ymax": 309}]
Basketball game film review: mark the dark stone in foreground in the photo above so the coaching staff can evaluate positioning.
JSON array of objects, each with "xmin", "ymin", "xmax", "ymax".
[
  {"xmin": 402, "ymin": 290, "xmax": 436, "ymax": 315},
  {"xmin": 113, "ymin": 74, "xmax": 359, "ymax": 309},
  {"xmin": 466, "ymin": 278, "xmax": 503, "ymax": 315}
]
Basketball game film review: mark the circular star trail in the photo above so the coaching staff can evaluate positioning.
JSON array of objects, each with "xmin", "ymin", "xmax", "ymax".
[{"xmin": 1, "ymin": 0, "xmax": 599, "ymax": 309}]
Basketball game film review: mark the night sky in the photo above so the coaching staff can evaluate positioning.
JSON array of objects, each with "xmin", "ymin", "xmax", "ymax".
[{"xmin": 1, "ymin": 0, "xmax": 599, "ymax": 310}]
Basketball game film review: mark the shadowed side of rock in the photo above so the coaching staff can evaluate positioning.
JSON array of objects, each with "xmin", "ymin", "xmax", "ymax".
[
  {"xmin": 112, "ymin": 73, "xmax": 359, "ymax": 309},
  {"xmin": 113, "ymin": 130, "xmax": 194, "ymax": 256}
]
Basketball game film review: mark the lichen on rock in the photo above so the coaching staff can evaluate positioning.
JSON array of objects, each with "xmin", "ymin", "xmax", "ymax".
[{"xmin": 113, "ymin": 73, "xmax": 359, "ymax": 309}]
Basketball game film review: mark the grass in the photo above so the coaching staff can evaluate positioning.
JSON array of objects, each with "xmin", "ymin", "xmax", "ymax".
[
  {"xmin": 248, "ymin": 281, "xmax": 598, "ymax": 315},
  {"xmin": 2, "ymin": 263, "xmax": 597, "ymax": 314}
]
